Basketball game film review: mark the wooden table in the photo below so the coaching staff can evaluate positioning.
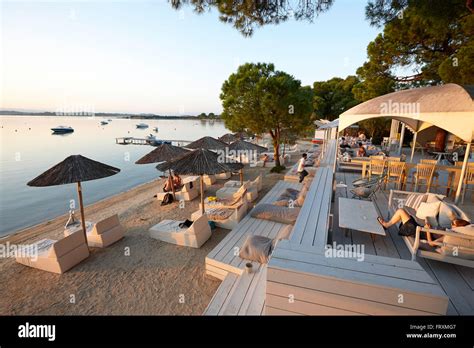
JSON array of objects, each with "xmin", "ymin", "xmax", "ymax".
[
  {"xmin": 351, "ymin": 159, "xmax": 462, "ymax": 196},
  {"xmin": 338, "ymin": 197, "xmax": 386, "ymax": 240}
]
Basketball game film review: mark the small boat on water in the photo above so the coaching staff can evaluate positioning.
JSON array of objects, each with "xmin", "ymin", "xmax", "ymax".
[
  {"xmin": 107, "ymin": 119, "xmax": 112, "ymax": 122},
  {"xmin": 153, "ymin": 127, "xmax": 159, "ymax": 132},
  {"xmin": 51, "ymin": 126, "xmax": 74, "ymax": 134},
  {"xmin": 100, "ymin": 121, "xmax": 109, "ymax": 125},
  {"xmin": 136, "ymin": 123, "xmax": 149, "ymax": 129},
  {"xmin": 146, "ymin": 134, "xmax": 156, "ymax": 141}
]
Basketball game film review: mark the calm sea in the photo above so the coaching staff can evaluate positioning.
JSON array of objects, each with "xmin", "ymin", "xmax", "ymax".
[{"xmin": 0, "ymin": 116, "xmax": 228, "ymax": 236}]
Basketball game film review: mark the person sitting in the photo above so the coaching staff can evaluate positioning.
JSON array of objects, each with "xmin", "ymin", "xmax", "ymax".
[
  {"xmin": 358, "ymin": 132, "xmax": 367, "ymax": 141},
  {"xmin": 339, "ymin": 137, "xmax": 351, "ymax": 149},
  {"xmin": 297, "ymin": 153, "xmax": 309, "ymax": 183},
  {"xmin": 163, "ymin": 173, "xmax": 183, "ymax": 192},
  {"xmin": 357, "ymin": 142, "xmax": 367, "ymax": 157},
  {"xmin": 377, "ymin": 208, "xmax": 470, "ymax": 241},
  {"xmin": 172, "ymin": 173, "xmax": 182, "ymax": 189}
]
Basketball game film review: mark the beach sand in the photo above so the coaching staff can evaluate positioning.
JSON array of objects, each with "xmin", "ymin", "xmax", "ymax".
[{"xmin": 0, "ymin": 165, "xmax": 287, "ymax": 315}]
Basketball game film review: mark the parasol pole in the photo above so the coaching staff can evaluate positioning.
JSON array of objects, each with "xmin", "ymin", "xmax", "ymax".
[
  {"xmin": 239, "ymin": 154, "xmax": 244, "ymax": 185},
  {"xmin": 76, "ymin": 181, "xmax": 89, "ymax": 250},
  {"xmin": 168, "ymin": 168, "xmax": 176, "ymax": 200},
  {"xmin": 200, "ymin": 174, "xmax": 205, "ymax": 214}
]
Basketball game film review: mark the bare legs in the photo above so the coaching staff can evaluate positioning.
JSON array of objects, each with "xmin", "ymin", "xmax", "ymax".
[{"xmin": 379, "ymin": 208, "xmax": 411, "ymax": 228}]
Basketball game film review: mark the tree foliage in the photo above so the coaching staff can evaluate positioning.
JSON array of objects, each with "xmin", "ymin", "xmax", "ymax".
[
  {"xmin": 220, "ymin": 63, "xmax": 313, "ymax": 166},
  {"xmin": 313, "ymin": 76, "xmax": 360, "ymax": 121},
  {"xmin": 170, "ymin": 0, "xmax": 334, "ymax": 36},
  {"xmin": 356, "ymin": 0, "xmax": 473, "ymax": 97}
]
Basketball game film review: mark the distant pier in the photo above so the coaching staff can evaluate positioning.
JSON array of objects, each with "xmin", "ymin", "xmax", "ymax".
[{"xmin": 115, "ymin": 137, "xmax": 191, "ymax": 146}]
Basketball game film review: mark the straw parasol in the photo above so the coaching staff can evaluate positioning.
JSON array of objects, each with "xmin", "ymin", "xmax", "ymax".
[
  {"xmin": 185, "ymin": 136, "xmax": 227, "ymax": 151},
  {"xmin": 157, "ymin": 148, "xmax": 243, "ymax": 214},
  {"xmin": 27, "ymin": 155, "xmax": 121, "ymax": 248},
  {"xmin": 135, "ymin": 143, "xmax": 189, "ymax": 199},
  {"xmin": 218, "ymin": 133, "xmax": 238, "ymax": 144},
  {"xmin": 228, "ymin": 140, "xmax": 268, "ymax": 184}
]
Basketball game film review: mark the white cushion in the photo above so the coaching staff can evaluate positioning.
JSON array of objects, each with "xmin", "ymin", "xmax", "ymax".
[
  {"xmin": 438, "ymin": 202, "xmax": 458, "ymax": 229},
  {"xmin": 405, "ymin": 193, "xmax": 427, "ymax": 210},
  {"xmin": 416, "ymin": 201, "xmax": 441, "ymax": 220}
]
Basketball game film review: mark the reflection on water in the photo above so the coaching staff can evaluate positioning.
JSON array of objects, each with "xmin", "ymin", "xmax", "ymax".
[{"xmin": 0, "ymin": 116, "xmax": 228, "ymax": 236}]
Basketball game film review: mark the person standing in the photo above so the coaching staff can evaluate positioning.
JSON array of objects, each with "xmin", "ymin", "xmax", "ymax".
[{"xmin": 297, "ymin": 153, "xmax": 309, "ymax": 183}]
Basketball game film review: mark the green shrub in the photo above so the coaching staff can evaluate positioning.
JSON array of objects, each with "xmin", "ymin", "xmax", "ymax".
[{"xmin": 270, "ymin": 165, "xmax": 286, "ymax": 173}]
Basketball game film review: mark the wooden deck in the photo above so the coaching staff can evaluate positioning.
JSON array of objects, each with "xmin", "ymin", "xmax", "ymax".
[
  {"xmin": 332, "ymin": 170, "xmax": 474, "ymax": 315},
  {"xmin": 205, "ymin": 180, "xmax": 301, "ymax": 278}
]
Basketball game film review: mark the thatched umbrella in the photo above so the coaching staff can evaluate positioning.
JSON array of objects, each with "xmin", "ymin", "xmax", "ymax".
[
  {"xmin": 157, "ymin": 148, "xmax": 243, "ymax": 214},
  {"xmin": 27, "ymin": 155, "xmax": 120, "ymax": 248},
  {"xmin": 228, "ymin": 140, "xmax": 268, "ymax": 184},
  {"xmin": 135, "ymin": 143, "xmax": 189, "ymax": 199},
  {"xmin": 218, "ymin": 133, "xmax": 238, "ymax": 144},
  {"xmin": 185, "ymin": 136, "xmax": 227, "ymax": 151}
]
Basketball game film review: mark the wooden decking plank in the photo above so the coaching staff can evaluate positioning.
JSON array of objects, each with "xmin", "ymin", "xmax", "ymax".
[
  {"xmin": 425, "ymin": 259, "xmax": 474, "ymax": 315},
  {"xmin": 456, "ymin": 265, "xmax": 474, "ymax": 291},
  {"xmin": 204, "ymin": 272, "xmax": 239, "ymax": 315}
]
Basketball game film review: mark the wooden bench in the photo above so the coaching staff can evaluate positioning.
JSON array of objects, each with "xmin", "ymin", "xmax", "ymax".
[
  {"xmin": 266, "ymin": 241, "xmax": 449, "ymax": 315},
  {"xmin": 289, "ymin": 167, "xmax": 334, "ymax": 250},
  {"xmin": 205, "ymin": 180, "xmax": 302, "ymax": 279}
]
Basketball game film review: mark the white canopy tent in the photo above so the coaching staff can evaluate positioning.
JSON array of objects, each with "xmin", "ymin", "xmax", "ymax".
[{"xmin": 338, "ymin": 83, "xmax": 474, "ymax": 204}]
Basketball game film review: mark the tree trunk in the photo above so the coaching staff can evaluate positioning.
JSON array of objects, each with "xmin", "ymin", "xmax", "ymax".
[{"xmin": 273, "ymin": 136, "xmax": 280, "ymax": 167}]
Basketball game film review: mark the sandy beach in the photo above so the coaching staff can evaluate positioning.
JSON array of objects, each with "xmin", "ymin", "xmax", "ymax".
[{"xmin": 0, "ymin": 165, "xmax": 287, "ymax": 315}]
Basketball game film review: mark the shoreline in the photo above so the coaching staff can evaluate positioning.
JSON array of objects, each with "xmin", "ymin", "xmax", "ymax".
[
  {"xmin": 0, "ymin": 165, "xmax": 287, "ymax": 315},
  {"xmin": 1, "ymin": 178, "xmax": 162, "ymax": 244}
]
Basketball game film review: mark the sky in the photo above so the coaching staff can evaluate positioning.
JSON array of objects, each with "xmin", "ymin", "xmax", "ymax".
[{"xmin": 0, "ymin": 0, "xmax": 381, "ymax": 115}]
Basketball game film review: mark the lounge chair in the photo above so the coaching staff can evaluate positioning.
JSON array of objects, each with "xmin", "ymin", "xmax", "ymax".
[
  {"xmin": 149, "ymin": 214, "xmax": 211, "ymax": 248},
  {"xmin": 388, "ymin": 189, "xmax": 473, "ymax": 268},
  {"xmin": 156, "ymin": 176, "xmax": 200, "ymax": 201},
  {"xmin": 193, "ymin": 189, "xmax": 248, "ymax": 230},
  {"xmin": 64, "ymin": 214, "xmax": 124, "ymax": 248},
  {"xmin": 16, "ymin": 231, "xmax": 89, "ymax": 274},
  {"xmin": 203, "ymin": 174, "xmax": 216, "ymax": 187},
  {"xmin": 218, "ymin": 177, "xmax": 261, "ymax": 202},
  {"xmin": 215, "ymin": 172, "xmax": 231, "ymax": 180}
]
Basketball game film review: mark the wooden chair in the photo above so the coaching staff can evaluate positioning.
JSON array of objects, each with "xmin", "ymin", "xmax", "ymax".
[
  {"xmin": 412, "ymin": 163, "xmax": 436, "ymax": 193},
  {"xmin": 370, "ymin": 155, "xmax": 385, "ymax": 161},
  {"xmin": 462, "ymin": 165, "xmax": 474, "ymax": 203},
  {"xmin": 385, "ymin": 161, "xmax": 406, "ymax": 190},
  {"xmin": 386, "ymin": 156, "xmax": 401, "ymax": 162},
  {"xmin": 368, "ymin": 159, "xmax": 385, "ymax": 179},
  {"xmin": 420, "ymin": 159, "xmax": 439, "ymax": 190}
]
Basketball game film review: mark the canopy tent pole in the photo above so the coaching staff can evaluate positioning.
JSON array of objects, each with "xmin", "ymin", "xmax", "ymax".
[
  {"xmin": 76, "ymin": 181, "xmax": 89, "ymax": 251},
  {"xmin": 410, "ymin": 131, "xmax": 418, "ymax": 163},
  {"xmin": 455, "ymin": 142, "xmax": 471, "ymax": 204},
  {"xmin": 397, "ymin": 123, "xmax": 406, "ymax": 156}
]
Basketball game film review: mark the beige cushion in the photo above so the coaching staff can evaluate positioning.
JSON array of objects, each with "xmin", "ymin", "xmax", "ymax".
[
  {"xmin": 48, "ymin": 231, "xmax": 86, "ymax": 259},
  {"xmin": 251, "ymin": 204, "xmax": 301, "ymax": 224},
  {"xmin": 275, "ymin": 225, "xmax": 293, "ymax": 241},
  {"xmin": 437, "ymin": 235, "xmax": 474, "ymax": 260},
  {"xmin": 273, "ymin": 199, "xmax": 290, "ymax": 207},
  {"xmin": 405, "ymin": 193, "xmax": 427, "ymax": 210},
  {"xmin": 239, "ymin": 235, "xmax": 273, "ymax": 264},
  {"xmin": 416, "ymin": 201, "xmax": 441, "ymax": 220},
  {"xmin": 425, "ymin": 193, "xmax": 444, "ymax": 203}
]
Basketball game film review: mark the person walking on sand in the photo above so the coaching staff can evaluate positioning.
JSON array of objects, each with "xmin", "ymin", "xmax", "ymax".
[{"xmin": 297, "ymin": 153, "xmax": 309, "ymax": 183}]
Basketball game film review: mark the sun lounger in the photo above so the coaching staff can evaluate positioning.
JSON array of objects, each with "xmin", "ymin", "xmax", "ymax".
[
  {"xmin": 16, "ymin": 231, "xmax": 90, "ymax": 274},
  {"xmin": 149, "ymin": 214, "xmax": 211, "ymax": 248},
  {"xmin": 215, "ymin": 172, "xmax": 231, "ymax": 180},
  {"xmin": 203, "ymin": 174, "xmax": 216, "ymax": 187},
  {"xmin": 64, "ymin": 214, "xmax": 124, "ymax": 248},
  {"xmin": 217, "ymin": 179, "xmax": 260, "ymax": 202},
  {"xmin": 156, "ymin": 176, "xmax": 200, "ymax": 201}
]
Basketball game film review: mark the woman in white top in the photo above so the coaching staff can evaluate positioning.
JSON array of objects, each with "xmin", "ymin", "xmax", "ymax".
[{"xmin": 297, "ymin": 153, "xmax": 308, "ymax": 183}]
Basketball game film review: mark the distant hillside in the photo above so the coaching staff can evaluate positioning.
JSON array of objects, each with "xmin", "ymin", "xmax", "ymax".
[{"xmin": 0, "ymin": 110, "xmax": 221, "ymax": 120}]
